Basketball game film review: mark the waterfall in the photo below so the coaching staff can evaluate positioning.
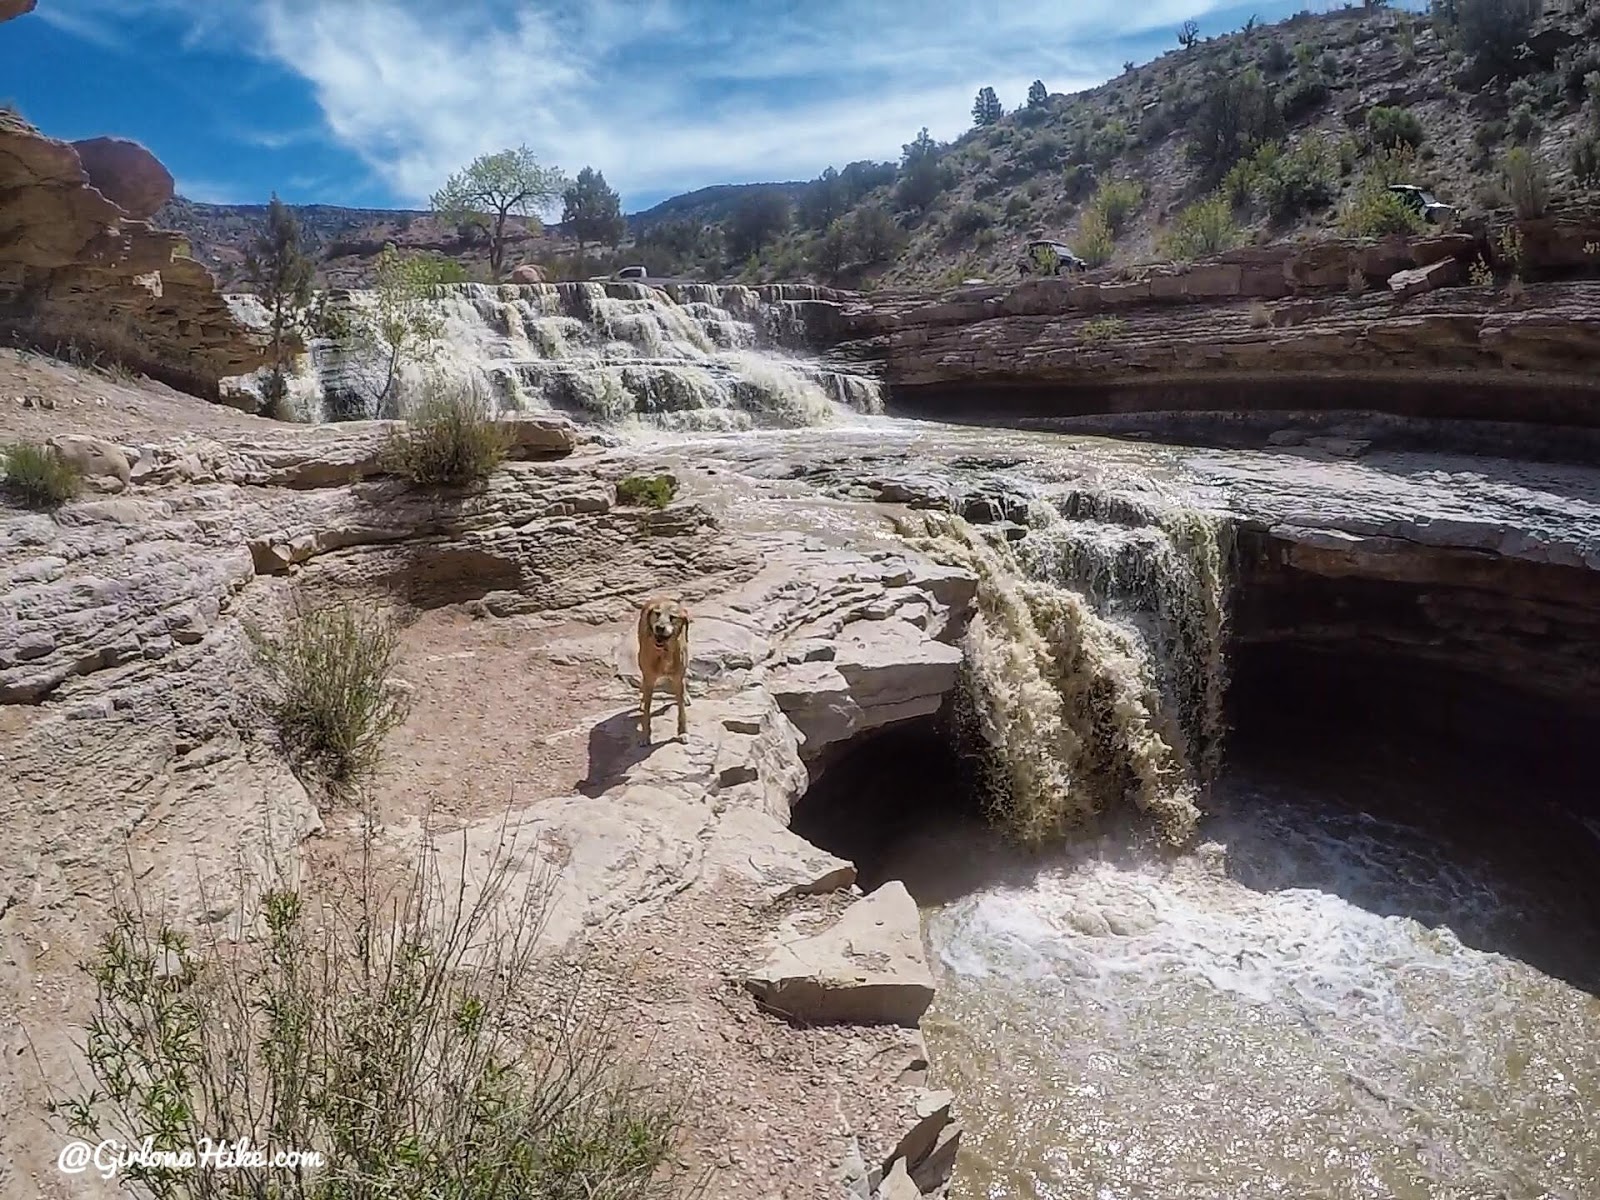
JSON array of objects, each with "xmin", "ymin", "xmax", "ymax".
[
  {"xmin": 894, "ymin": 494, "xmax": 1235, "ymax": 848},
  {"xmin": 244, "ymin": 281, "xmax": 882, "ymax": 429}
]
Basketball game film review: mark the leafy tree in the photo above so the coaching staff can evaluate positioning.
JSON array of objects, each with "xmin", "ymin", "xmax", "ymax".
[
  {"xmin": 838, "ymin": 159, "xmax": 898, "ymax": 203},
  {"xmin": 561, "ymin": 166, "xmax": 625, "ymax": 258},
  {"xmin": 1451, "ymin": 0, "xmax": 1538, "ymax": 76},
  {"xmin": 1188, "ymin": 68, "xmax": 1285, "ymax": 179},
  {"xmin": 847, "ymin": 205, "xmax": 906, "ymax": 264},
  {"xmin": 726, "ymin": 189, "xmax": 791, "ymax": 259},
  {"xmin": 244, "ymin": 194, "xmax": 315, "ymax": 415},
  {"xmin": 896, "ymin": 127, "xmax": 948, "ymax": 212},
  {"xmin": 1075, "ymin": 210, "xmax": 1115, "ymax": 267},
  {"xmin": 809, "ymin": 220, "xmax": 851, "ymax": 283},
  {"xmin": 1501, "ymin": 145, "xmax": 1549, "ymax": 218},
  {"xmin": 431, "ymin": 146, "xmax": 567, "ymax": 281},
  {"xmin": 348, "ymin": 246, "xmax": 454, "ymax": 419},
  {"xmin": 800, "ymin": 166, "xmax": 849, "ymax": 230},
  {"xmin": 972, "ymin": 87, "xmax": 1004, "ymax": 127},
  {"xmin": 1178, "ymin": 20, "xmax": 1201, "ymax": 49},
  {"xmin": 1027, "ymin": 80, "xmax": 1048, "ymax": 108}
]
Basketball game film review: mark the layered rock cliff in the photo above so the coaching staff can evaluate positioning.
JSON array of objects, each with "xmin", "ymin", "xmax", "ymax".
[{"xmin": 0, "ymin": 113, "xmax": 271, "ymax": 398}]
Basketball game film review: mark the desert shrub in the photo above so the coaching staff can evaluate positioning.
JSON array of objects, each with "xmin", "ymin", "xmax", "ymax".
[
  {"xmin": 1005, "ymin": 192, "xmax": 1031, "ymax": 219},
  {"xmin": 1502, "ymin": 145, "xmax": 1550, "ymax": 217},
  {"xmin": 383, "ymin": 378, "xmax": 511, "ymax": 487},
  {"xmin": 1090, "ymin": 178, "xmax": 1144, "ymax": 237},
  {"xmin": 1079, "ymin": 316, "xmax": 1127, "ymax": 345},
  {"xmin": 847, "ymin": 205, "xmax": 908, "ymax": 264},
  {"xmin": 1088, "ymin": 121, "xmax": 1130, "ymax": 168},
  {"xmin": 1340, "ymin": 180, "xmax": 1426, "ymax": 237},
  {"xmin": 1454, "ymin": 0, "xmax": 1539, "ymax": 75},
  {"xmin": 1257, "ymin": 134, "xmax": 1338, "ymax": 219},
  {"xmin": 51, "ymin": 837, "xmax": 696, "ymax": 1200},
  {"xmin": 248, "ymin": 599, "xmax": 409, "ymax": 789},
  {"xmin": 1021, "ymin": 130, "xmax": 1065, "ymax": 169},
  {"xmin": 1336, "ymin": 135, "xmax": 1360, "ymax": 176},
  {"xmin": 1074, "ymin": 211, "xmax": 1115, "ymax": 267},
  {"xmin": 0, "ymin": 442, "xmax": 80, "ymax": 508},
  {"xmin": 1188, "ymin": 68, "xmax": 1286, "ymax": 178},
  {"xmin": 1475, "ymin": 120, "xmax": 1506, "ymax": 154},
  {"xmin": 1572, "ymin": 135, "xmax": 1600, "ymax": 190},
  {"xmin": 1295, "ymin": 42, "xmax": 1318, "ymax": 70},
  {"xmin": 1366, "ymin": 144, "xmax": 1421, "ymax": 187},
  {"xmin": 1497, "ymin": 225, "xmax": 1528, "ymax": 278},
  {"xmin": 1222, "ymin": 157, "xmax": 1261, "ymax": 209},
  {"xmin": 615, "ymin": 474, "xmax": 676, "ymax": 508},
  {"xmin": 1161, "ymin": 194, "xmax": 1240, "ymax": 259},
  {"xmin": 1281, "ymin": 75, "xmax": 1332, "ymax": 122},
  {"xmin": 1262, "ymin": 40, "xmax": 1293, "ymax": 74},
  {"xmin": 1366, "ymin": 105, "xmax": 1426, "ymax": 151},
  {"xmin": 950, "ymin": 202, "xmax": 999, "ymax": 238},
  {"xmin": 1061, "ymin": 163, "xmax": 1098, "ymax": 203},
  {"xmin": 1320, "ymin": 50, "xmax": 1340, "ymax": 77},
  {"xmin": 1507, "ymin": 104, "xmax": 1539, "ymax": 145}
]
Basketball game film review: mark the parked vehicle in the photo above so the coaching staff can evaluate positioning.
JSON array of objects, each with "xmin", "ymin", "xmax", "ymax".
[
  {"xmin": 613, "ymin": 265, "xmax": 649, "ymax": 280},
  {"xmin": 1018, "ymin": 239, "xmax": 1088, "ymax": 277},
  {"xmin": 1387, "ymin": 185, "xmax": 1457, "ymax": 225}
]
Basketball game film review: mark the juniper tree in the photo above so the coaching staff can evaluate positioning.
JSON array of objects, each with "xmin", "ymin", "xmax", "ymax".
[{"xmin": 243, "ymin": 194, "xmax": 314, "ymax": 416}]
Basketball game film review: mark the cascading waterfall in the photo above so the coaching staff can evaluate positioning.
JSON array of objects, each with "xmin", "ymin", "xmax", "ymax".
[
  {"xmin": 894, "ymin": 492, "xmax": 1234, "ymax": 848},
  {"xmin": 269, "ymin": 280, "xmax": 882, "ymax": 429}
]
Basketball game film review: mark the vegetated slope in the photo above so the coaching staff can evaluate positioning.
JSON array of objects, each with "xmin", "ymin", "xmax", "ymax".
[
  {"xmin": 153, "ymin": 1, "xmax": 1600, "ymax": 290},
  {"xmin": 769, "ymin": 0, "xmax": 1600, "ymax": 289}
]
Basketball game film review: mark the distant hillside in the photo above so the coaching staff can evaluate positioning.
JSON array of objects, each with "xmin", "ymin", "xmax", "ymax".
[
  {"xmin": 153, "ymin": 0, "xmax": 1600, "ymax": 291},
  {"xmin": 625, "ymin": 181, "xmax": 810, "ymax": 231}
]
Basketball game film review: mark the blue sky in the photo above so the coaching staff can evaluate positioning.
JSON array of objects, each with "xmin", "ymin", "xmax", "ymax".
[{"xmin": 7, "ymin": 0, "xmax": 1408, "ymax": 213}]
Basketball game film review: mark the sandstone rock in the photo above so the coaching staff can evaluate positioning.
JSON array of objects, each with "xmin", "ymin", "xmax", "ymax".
[
  {"xmin": 69, "ymin": 137, "xmax": 175, "ymax": 220},
  {"xmin": 500, "ymin": 412, "xmax": 579, "ymax": 458},
  {"xmin": 0, "ymin": 0, "xmax": 34, "ymax": 21},
  {"xmin": 878, "ymin": 1159, "xmax": 919, "ymax": 1200},
  {"xmin": 704, "ymin": 808, "xmax": 855, "ymax": 900},
  {"xmin": 508, "ymin": 264, "xmax": 546, "ymax": 284},
  {"xmin": 0, "ymin": 123, "xmax": 271, "ymax": 397},
  {"xmin": 47, "ymin": 435, "xmax": 131, "ymax": 492},
  {"xmin": 745, "ymin": 881, "xmax": 936, "ymax": 1027},
  {"xmin": 1388, "ymin": 258, "xmax": 1460, "ymax": 299}
]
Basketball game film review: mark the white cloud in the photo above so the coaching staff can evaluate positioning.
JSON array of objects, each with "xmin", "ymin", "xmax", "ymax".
[{"xmin": 55, "ymin": 0, "xmax": 1258, "ymax": 207}]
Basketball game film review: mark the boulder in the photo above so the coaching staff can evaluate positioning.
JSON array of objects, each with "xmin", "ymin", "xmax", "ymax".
[
  {"xmin": 744, "ymin": 880, "xmax": 936, "ymax": 1027},
  {"xmin": 499, "ymin": 412, "xmax": 578, "ymax": 458},
  {"xmin": 508, "ymin": 264, "xmax": 545, "ymax": 284},
  {"xmin": 47, "ymin": 435, "xmax": 132, "ymax": 492},
  {"xmin": 0, "ymin": 0, "xmax": 34, "ymax": 21},
  {"xmin": 878, "ymin": 1159, "xmax": 919, "ymax": 1200},
  {"xmin": 69, "ymin": 137, "xmax": 175, "ymax": 219},
  {"xmin": 1388, "ymin": 257, "xmax": 1460, "ymax": 300}
]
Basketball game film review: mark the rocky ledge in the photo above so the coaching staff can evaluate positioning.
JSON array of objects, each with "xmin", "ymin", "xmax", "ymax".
[
  {"xmin": 838, "ymin": 220, "xmax": 1600, "ymax": 462},
  {"xmin": 0, "ymin": 110, "xmax": 271, "ymax": 398},
  {"xmin": 0, "ymin": 410, "xmax": 978, "ymax": 1199}
]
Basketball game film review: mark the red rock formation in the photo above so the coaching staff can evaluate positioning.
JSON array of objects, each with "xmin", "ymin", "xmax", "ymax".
[
  {"xmin": 0, "ymin": 1, "xmax": 36, "ymax": 23},
  {"xmin": 70, "ymin": 136, "xmax": 175, "ymax": 220},
  {"xmin": 0, "ymin": 122, "xmax": 271, "ymax": 398}
]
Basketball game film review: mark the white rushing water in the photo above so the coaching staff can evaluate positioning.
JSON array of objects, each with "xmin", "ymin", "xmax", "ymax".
[
  {"xmin": 243, "ymin": 281, "xmax": 884, "ymax": 430},
  {"xmin": 909, "ymin": 769, "xmax": 1600, "ymax": 1200}
]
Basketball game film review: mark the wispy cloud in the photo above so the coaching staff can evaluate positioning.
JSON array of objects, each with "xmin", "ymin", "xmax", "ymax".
[{"xmin": 39, "ymin": 0, "xmax": 1262, "ymax": 208}]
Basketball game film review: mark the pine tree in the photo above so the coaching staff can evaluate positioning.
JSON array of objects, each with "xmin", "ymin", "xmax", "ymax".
[
  {"xmin": 560, "ymin": 166, "xmax": 626, "ymax": 258},
  {"xmin": 1027, "ymin": 80, "xmax": 1048, "ymax": 108},
  {"xmin": 972, "ymin": 86, "xmax": 1003, "ymax": 127},
  {"xmin": 243, "ymin": 194, "xmax": 314, "ymax": 416}
]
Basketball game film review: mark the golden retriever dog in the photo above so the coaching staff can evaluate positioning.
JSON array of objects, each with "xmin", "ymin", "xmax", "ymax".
[{"xmin": 637, "ymin": 597, "xmax": 691, "ymax": 742}]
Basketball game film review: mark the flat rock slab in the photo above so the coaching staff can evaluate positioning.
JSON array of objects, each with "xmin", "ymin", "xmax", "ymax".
[{"xmin": 745, "ymin": 880, "xmax": 936, "ymax": 1028}]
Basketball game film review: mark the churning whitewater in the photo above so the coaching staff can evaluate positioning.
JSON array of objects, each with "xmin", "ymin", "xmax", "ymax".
[{"xmin": 281, "ymin": 280, "xmax": 883, "ymax": 429}]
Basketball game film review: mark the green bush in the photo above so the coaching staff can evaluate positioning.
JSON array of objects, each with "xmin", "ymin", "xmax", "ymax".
[
  {"xmin": 51, "ymin": 837, "xmax": 696, "ymax": 1200},
  {"xmin": 1501, "ymin": 146, "xmax": 1550, "ymax": 217},
  {"xmin": 1062, "ymin": 163, "xmax": 1098, "ymax": 203},
  {"xmin": 248, "ymin": 599, "xmax": 410, "ymax": 790},
  {"xmin": 1188, "ymin": 68, "xmax": 1285, "ymax": 178},
  {"xmin": 1509, "ymin": 104, "xmax": 1539, "ymax": 145},
  {"xmin": 1161, "ymin": 194, "xmax": 1240, "ymax": 259},
  {"xmin": 1572, "ymin": 135, "xmax": 1600, "ymax": 190},
  {"xmin": 1074, "ymin": 210, "xmax": 1115, "ymax": 267},
  {"xmin": 1090, "ymin": 178, "xmax": 1144, "ymax": 237},
  {"xmin": 1340, "ymin": 181, "xmax": 1426, "ymax": 237},
  {"xmin": 1257, "ymin": 134, "xmax": 1338, "ymax": 220},
  {"xmin": 1261, "ymin": 40, "xmax": 1292, "ymax": 74},
  {"xmin": 383, "ymin": 378, "xmax": 511, "ymax": 487},
  {"xmin": 950, "ymin": 202, "xmax": 999, "ymax": 238},
  {"xmin": 1281, "ymin": 75, "xmax": 1331, "ymax": 122},
  {"xmin": 1366, "ymin": 105, "xmax": 1426, "ymax": 151},
  {"xmin": 0, "ymin": 442, "xmax": 80, "ymax": 508},
  {"xmin": 1454, "ymin": 0, "xmax": 1539, "ymax": 75},
  {"xmin": 1005, "ymin": 192, "xmax": 1031, "ymax": 219},
  {"xmin": 1078, "ymin": 316, "xmax": 1126, "ymax": 345},
  {"xmin": 615, "ymin": 474, "xmax": 677, "ymax": 508}
]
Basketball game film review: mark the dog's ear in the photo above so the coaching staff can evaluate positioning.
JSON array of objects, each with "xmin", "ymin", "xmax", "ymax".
[{"xmin": 680, "ymin": 608, "xmax": 691, "ymax": 629}]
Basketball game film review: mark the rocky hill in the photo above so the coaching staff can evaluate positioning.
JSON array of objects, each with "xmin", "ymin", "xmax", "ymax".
[{"xmin": 150, "ymin": 1, "xmax": 1600, "ymax": 292}]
